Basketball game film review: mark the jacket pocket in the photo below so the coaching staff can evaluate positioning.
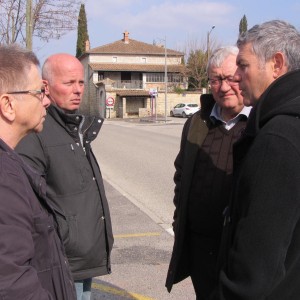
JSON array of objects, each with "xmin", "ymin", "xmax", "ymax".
[
  {"xmin": 56, "ymin": 213, "xmax": 79, "ymax": 257},
  {"xmin": 31, "ymin": 213, "xmax": 53, "ymax": 271},
  {"xmin": 46, "ymin": 143, "xmax": 93, "ymax": 196}
]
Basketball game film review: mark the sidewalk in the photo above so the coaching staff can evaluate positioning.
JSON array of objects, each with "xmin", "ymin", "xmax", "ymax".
[
  {"xmin": 104, "ymin": 116, "xmax": 187, "ymax": 125},
  {"xmin": 91, "ymin": 180, "xmax": 195, "ymax": 300}
]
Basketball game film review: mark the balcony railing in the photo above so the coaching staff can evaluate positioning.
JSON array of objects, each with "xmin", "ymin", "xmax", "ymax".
[
  {"xmin": 112, "ymin": 80, "xmax": 143, "ymax": 89},
  {"xmin": 109, "ymin": 80, "xmax": 188, "ymax": 91}
]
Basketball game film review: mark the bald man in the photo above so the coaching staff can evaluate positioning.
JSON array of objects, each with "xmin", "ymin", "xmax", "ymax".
[{"xmin": 17, "ymin": 53, "xmax": 114, "ymax": 300}]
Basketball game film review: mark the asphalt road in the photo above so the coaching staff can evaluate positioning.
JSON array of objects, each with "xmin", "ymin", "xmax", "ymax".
[
  {"xmin": 90, "ymin": 117, "xmax": 196, "ymax": 299},
  {"xmin": 93, "ymin": 117, "xmax": 187, "ymax": 233}
]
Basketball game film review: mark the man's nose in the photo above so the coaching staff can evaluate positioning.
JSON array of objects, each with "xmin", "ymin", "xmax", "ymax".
[{"xmin": 73, "ymin": 83, "xmax": 83, "ymax": 93}]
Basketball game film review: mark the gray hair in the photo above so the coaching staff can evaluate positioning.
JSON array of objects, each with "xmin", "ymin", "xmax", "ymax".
[
  {"xmin": 206, "ymin": 46, "xmax": 239, "ymax": 73},
  {"xmin": 0, "ymin": 44, "xmax": 40, "ymax": 94},
  {"xmin": 237, "ymin": 20, "xmax": 300, "ymax": 71}
]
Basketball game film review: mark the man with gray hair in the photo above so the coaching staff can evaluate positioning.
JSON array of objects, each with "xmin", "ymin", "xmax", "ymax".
[
  {"xmin": 0, "ymin": 44, "xmax": 76, "ymax": 299},
  {"xmin": 211, "ymin": 20, "xmax": 300, "ymax": 299},
  {"xmin": 166, "ymin": 46, "xmax": 251, "ymax": 299}
]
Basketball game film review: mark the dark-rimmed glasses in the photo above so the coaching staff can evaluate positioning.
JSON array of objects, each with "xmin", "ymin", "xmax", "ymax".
[
  {"xmin": 7, "ymin": 88, "xmax": 45, "ymax": 101},
  {"xmin": 208, "ymin": 76, "xmax": 239, "ymax": 87}
]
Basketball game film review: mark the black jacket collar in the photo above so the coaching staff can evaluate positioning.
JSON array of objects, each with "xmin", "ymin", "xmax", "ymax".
[
  {"xmin": 47, "ymin": 104, "xmax": 104, "ymax": 144},
  {"xmin": 245, "ymin": 69, "xmax": 300, "ymax": 137}
]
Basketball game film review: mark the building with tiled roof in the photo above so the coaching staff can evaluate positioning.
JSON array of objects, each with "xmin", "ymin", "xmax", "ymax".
[
  {"xmin": 86, "ymin": 36, "xmax": 183, "ymax": 56},
  {"xmin": 79, "ymin": 31, "xmax": 200, "ymax": 118}
]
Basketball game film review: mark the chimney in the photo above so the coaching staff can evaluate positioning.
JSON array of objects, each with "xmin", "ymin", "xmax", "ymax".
[
  {"xmin": 85, "ymin": 40, "xmax": 90, "ymax": 51},
  {"xmin": 123, "ymin": 30, "xmax": 129, "ymax": 44}
]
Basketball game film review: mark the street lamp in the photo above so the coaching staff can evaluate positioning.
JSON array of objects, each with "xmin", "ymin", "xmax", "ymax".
[
  {"xmin": 164, "ymin": 36, "xmax": 167, "ymax": 123},
  {"xmin": 206, "ymin": 25, "xmax": 215, "ymax": 93},
  {"xmin": 207, "ymin": 25, "xmax": 215, "ymax": 62}
]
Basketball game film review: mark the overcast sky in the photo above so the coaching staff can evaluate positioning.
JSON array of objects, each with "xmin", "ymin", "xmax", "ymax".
[{"xmin": 33, "ymin": 0, "xmax": 300, "ymax": 64}]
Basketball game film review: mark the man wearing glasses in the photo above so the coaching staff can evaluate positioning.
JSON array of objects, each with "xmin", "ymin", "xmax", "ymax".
[
  {"xmin": 0, "ymin": 44, "xmax": 76, "ymax": 299},
  {"xmin": 16, "ymin": 53, "xmax": 114, "ymax": 300},
  {"xmin": 166, "ymin": 46, "xmax": 251, "ymax": 299}
]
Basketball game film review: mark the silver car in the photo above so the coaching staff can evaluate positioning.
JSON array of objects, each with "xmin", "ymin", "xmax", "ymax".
[{"xmin": 170, "ymin": 103, "xmax": 200, "ymax": 118}]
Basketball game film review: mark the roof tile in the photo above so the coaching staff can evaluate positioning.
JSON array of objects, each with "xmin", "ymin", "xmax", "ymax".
[
  {"xmin": 88, "ymin": 39, "xmax": 183, "ymax": 56},
  {"xmin": 89, "ymin": 63, "xmax": 186, "ymax": 72}
]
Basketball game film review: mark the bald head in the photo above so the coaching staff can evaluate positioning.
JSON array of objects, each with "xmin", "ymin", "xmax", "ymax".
[
  {"xmin": 42, "ymin": 53, "xmax": 83, "ymax": 84},
  {"xmin": 42, "ymin": 53, "xmax": 84, "ymax": 112}
]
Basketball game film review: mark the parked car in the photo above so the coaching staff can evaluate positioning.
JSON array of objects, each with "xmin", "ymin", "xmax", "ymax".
[{"xmin": 170, "ymin": 103, "xmax": 200, "ymax": 118}]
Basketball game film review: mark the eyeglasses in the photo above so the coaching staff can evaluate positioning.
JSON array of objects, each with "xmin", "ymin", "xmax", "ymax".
[
  {"xmin": 7, "ymin": 88, "xmax": 46, "ymax": 101},
  {"xmin": 208, "ymin": 76, "xmax": 239, "ymax": 87}
]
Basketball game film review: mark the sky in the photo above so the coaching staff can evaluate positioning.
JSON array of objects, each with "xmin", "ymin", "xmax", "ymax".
[{"xmin": 33, "ymin": 0, "xmax": 300, "ymax": 64}]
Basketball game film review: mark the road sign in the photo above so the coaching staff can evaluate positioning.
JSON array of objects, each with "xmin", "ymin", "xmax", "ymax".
[
  {"xmin": 106, "ymin": 97, "xmax": 115, "ymax": 107},
  {"xmin": 149, "ymin": 88, "xmax": 158, "ymax": 96}
]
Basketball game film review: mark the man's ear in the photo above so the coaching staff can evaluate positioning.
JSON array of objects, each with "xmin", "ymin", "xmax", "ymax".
[
  {"xmin": 43, "ymin": 79, "xmax": 50, "ymax": 95},
  {"xmin": 273, "ymin": 52, "xmax": 287, "ymax": 78},
  {"xmin": 0, "ymin": 94, "xmax": 16, "ymax": 122}
]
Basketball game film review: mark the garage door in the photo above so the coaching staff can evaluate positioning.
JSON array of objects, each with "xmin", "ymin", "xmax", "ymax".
[{"xmin": 126, "ymin": 97, "xmax": 145, "ymax": 116}]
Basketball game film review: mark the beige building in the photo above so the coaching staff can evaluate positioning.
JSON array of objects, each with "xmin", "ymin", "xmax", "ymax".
[{"xmin": 79, "ymin": 31, "xmax": 201, "ymax": 118}]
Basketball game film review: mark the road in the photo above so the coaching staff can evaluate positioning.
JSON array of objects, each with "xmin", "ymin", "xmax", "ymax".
[
  {"xmin": 90, "ymin": 117, "xmax": 196, "ymax": 299},
  {"xmin": 93, "ymin": 117, "xmax": 187, "ymax": 233}
]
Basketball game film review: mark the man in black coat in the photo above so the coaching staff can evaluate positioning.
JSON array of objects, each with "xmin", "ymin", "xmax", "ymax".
[
  {"xmin": 166, "ymin": 46, "xmax": 251, "ymax": 299},
  {"xmin": 16, "ymin": 53, "xmax": 114, "ymax": 300},
  {"xmin": 211, "ymin": 20, "xmax": 300, "ymax": 300},
  {"xmin": 0, "ymin": 44, "xmax": 76, "ymax": 299}
]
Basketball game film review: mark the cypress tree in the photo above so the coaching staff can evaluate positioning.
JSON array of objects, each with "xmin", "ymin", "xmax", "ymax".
[
  {"xmin": 239, "ymin": 15, "xmax": 248, "ymax": 35},
  {"xmin": 76, "ymin": 4, "xmax": 89, "ymax": 58}
]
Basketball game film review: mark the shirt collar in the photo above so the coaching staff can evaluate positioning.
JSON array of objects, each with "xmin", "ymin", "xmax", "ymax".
[
  {"xmin": 210, "ymin": 103, "xmax": 251, "ymax": 121},
  {"xmin": 210, "ymin": 103, "xmax": 252, "ymax": 129}
]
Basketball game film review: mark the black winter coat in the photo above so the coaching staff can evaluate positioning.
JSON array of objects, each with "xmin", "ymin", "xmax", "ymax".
[
  {"xmin": 166, "ymin": 95, "xmax": 219, "ymax": 291},
  {"xmin": 0, "ymin": 139, "xmax": 76, "ymax": 300},
  {"xmin": 212, "ymin": 70, "xmax": 300, "ymax": 299},
  {"xmin": 16, "ymin": 105, "xmax": 114, "ymax": 281}
]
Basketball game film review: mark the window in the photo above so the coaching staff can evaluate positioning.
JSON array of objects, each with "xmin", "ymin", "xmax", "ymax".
[
  {"xmin": 98, "ymin": 72, "xmax": 104, "ymax": 81},
  {"xmin": 121, "ymin": 72, "xmax": 131, "ymax": 81},
  {"xmin": 145, "ymin": 73, "xmax": 183, "ymax": 83},
  {"xmin": 142, "ymin": 57, "xmax": 147, "ymax": 63},
  {"xmin": 146, "ymin": 73, "xmax": 164, "ymax": 82},
  {"xmin": 112, "ymin": 56, "xmax": 117, "ymax": 62},
  {"xmin": 168, "ymin": 73, "xmax": 182, "ymax": 83}
]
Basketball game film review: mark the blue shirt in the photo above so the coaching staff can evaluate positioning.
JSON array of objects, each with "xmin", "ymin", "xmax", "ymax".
[{"xmin": 210, "ymin": 104, "xmax": 252, "ymax": 130}]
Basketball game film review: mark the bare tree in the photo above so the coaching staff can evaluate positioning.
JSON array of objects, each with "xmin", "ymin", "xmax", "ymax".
[
  {"xmin": 186, "ymin": 48, "xmax": 207, "ymax": 90},
  {"xmin": 180, "ymin": 37, "xmax": 220, "ymax": 90},
  {"xmin": 0, "ymin": 0, "xmax": 24, "ymax": 44},
  {"xmin": 0, "ymin": 0, "xmax": 80, "ymax": 46}
]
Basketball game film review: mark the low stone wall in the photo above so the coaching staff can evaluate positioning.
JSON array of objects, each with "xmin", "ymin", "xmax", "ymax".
[
  {"xmin": 155, "ymin": 91, "xmax": 201, "ymax": 116},
  {"xmin": 81, "ymin": 88, "xmax": 202, "ymax": 118}
]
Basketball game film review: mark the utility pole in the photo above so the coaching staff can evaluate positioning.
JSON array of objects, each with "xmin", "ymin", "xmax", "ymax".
[
  {"xmin": 26, "ymin": 0, "xmax": 33, "ymax": 50},
  {"xmin": 164, "ymin": 36, "xmax": 167, "ymax": 123}
]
